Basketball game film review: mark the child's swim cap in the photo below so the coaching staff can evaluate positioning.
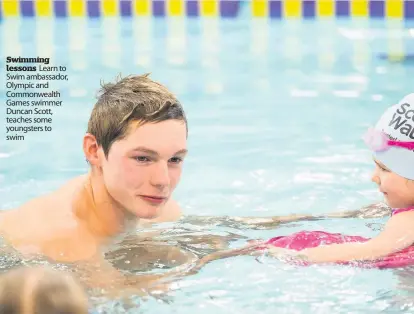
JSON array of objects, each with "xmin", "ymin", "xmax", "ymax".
[{"xmin": 372, "ymin": 93, "xmax": 414, "ymax": 180}]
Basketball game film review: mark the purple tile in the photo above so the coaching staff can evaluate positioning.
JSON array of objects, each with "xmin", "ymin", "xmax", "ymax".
[
  {"xmin": 303, "ymin": 0, "xmax": 315, "ymax": 18},
  {"xmin": 21, "ymin": 0, "xmax": 35, "ymax": 16},
  {"xmin": 152, "ymin": 0, "xmax": 165, "ymax": 16},
  {"xmin": 87, "ymin": 0, "xmax": 100, "ymax": 17},
  {"xmin": 186, "ymin": 0, "xmax": 198, "ymax": 16},
  {"xmin": 54, "ymin": 1, "xmax": 67, "ymax": 17},
  {"xmin": 335, "ymin": 0, "xmax": 349, "ymax": 17},
  {"xmin": 269, "ymin": 0, "xmax": 282, "ymax": 18},
  {"xmin": 405, "ymin": 1, "xmax": 414, "ymax": 18},
  {"xmin": 369, "ymin": 0, "xmax": 384, "ymax": 17},
  {"xmin": 120, "ymin": 0, "xmax": 131, "ymax": 16},
  {"xmin": 220, "ymin": 0, "xmax": 240, "ymax": 17}
]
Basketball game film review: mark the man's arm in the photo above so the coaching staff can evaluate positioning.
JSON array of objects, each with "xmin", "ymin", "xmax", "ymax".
[
  {"xmin": 178, "ymin": 202, "xmax": 391, "ymax": 230},
  {"xmin": 319, "ymin": 202, "xmax": 391, "ymax": 219},
  {"xmin": 138, "ymin": 200, "xmax": 390, "ymax": 232},
  {"xmin": 74, "ymin": 253, "xmax": 198, "ymax": 299}
]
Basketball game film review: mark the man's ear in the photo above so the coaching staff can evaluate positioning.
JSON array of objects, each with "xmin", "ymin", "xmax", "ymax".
[{"xmin": 83, "ymin": 133, "xmax": 101, "ymax": 167}]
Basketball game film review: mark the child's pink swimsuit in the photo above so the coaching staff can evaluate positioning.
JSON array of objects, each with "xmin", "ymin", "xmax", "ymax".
[{"xmin": 262, "ymin": 207, "xmax": 414, "ymax": 269}]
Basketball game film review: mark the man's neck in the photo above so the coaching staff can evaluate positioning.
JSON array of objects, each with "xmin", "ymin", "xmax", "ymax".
[{"xmin": 73, "ymin": 171, "xmax": 138, "ymax": 239}]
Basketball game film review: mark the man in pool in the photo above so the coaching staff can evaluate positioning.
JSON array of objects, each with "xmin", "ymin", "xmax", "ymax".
[
  {"xmin": 0, "ymin": 74, "xmax": 199, "ymax": 296},
  {"xmin": 0, "ymin": 74, "xmax": 390, "ymax": 294},
  {"xmin": 0, "ymin": 74, "xmax": 188, "ymax": 264}
]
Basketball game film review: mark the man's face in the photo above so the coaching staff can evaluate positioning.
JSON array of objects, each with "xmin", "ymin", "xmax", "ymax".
[{"xmin": 99, "ymin": 120, "xmax": 187, "ymax": 219}]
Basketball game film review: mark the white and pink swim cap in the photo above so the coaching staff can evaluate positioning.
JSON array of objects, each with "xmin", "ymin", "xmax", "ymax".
[{"xmin": 369, "ymin": 93, "xmax": 414, "ymax": 180}]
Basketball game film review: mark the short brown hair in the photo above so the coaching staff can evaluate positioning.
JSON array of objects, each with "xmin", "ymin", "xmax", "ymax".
[
  {"xmin": 0, "ymin": 266, "xmax": 88, "ymax": 314},
  {"xmin": 87, "ymin": 73, "xmax": 187, "ymax": 157}
]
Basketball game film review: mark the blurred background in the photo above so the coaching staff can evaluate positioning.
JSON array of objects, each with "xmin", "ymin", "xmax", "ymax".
[{"xmin": 1, "ymin": 0, "xmax": 413, "ymax": 217}]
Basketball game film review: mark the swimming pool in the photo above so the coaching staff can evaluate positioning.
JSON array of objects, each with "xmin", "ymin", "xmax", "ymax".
[{"xmin": 1, "ymin": 11, "xmax": 414, "ymax": 314}]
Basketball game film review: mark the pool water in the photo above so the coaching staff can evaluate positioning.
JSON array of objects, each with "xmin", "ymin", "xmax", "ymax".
[{"xmin": 1, "ymin": 17, "xmax": 414, "ymax": 313}]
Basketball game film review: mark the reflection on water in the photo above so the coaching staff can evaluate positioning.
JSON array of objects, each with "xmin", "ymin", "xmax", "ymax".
[
  {"xmin": 0, "ymin": 203, "xmax": 396, "ymax": 312},
  {"xmin": 0, "ymin": 224, "xmax": 250, "ymax": 311},
  {"xmin": 2, "ymin": 212, "xmax": 414, "ymax": 313},
  {"xmin": 105, "ymin": 241, "xmax": 197, "ymax": 274}
]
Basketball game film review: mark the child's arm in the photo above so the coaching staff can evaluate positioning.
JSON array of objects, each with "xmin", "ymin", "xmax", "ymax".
[{"xmin": 269, "ymin": 211, "xmax": 414, "ymax": 264}]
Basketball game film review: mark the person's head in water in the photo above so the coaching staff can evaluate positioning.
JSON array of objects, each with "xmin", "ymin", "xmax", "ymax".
[
  {"xmin": 364, "ymin": 93, "xmax": 414, "ymax": 208},
  {"xmin": 83, "ymin": 74, "xmax": 188, "ymax": 219},
  {"xmin": 0, "ymin": 266, "xmax": 88, "ymax": 314}
]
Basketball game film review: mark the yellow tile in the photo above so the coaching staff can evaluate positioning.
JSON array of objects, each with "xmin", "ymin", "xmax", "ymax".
[
  {"xmin": 35, "ymin": 0, "xmax": 52, "ymax": 17},
  {"xmin": 317, "ymin": 0, "xmax": 334, "ymax": 17},
  {"xmin": 134, "ymin": 0, "xmax": 150, "ymax": 15},
  {"xmin": 200, "ymin": 0, "xmax": 218, "ymax": 16},
  {"xmin": 68, "ymin": 0, "xmax": 85, "ymax": 17},
  {"xmin": 351, "ymin": 0, "xmax": 368, "ymax": 17},
  {"xmin": 3, "ymin": 0, "xmax": 19, "ymax": 17},
  {"xmin": 167, "ymin": 0, "xmax": 183, "ymax": 16},
  {"xmin": 252, "ymin": 0, "xmax": 268, "ymax": 17},
  {"xmin": 386, "ymin": 0, "xmax": 403, "ymax": 18},
  {"xmin": 102, "ymin": 0, "xmax": 118, "ymax": 16},
  {"xmin": 284, "ymin": 0, "xmax": 301, "ymax": 18}
]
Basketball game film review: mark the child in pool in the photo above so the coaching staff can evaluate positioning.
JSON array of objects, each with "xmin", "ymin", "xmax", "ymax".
[
  {"xmin": 194, "ymin": 93, "xmax": 414, "ymax": 270},
  {"xmin": 0, "ymin": 266, "xmax": 88, "ymax": 314}
]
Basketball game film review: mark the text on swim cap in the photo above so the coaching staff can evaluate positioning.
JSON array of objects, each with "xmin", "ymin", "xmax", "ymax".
[{"xmin": 389, "ymin": 103, "xmax": 414, "ymax": 139}]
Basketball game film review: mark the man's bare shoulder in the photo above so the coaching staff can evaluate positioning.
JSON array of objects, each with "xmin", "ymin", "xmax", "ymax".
[
  {"xmin": 1, "ymin": 174, "xmax": 87, "ymax": 210},
  {"xmin": 54, "ymin": 174, "xmax": 88, "ymax": 195},
  {"xmin": 0, "ymin": 175, "xmax": 88, "ymax": 240}
]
